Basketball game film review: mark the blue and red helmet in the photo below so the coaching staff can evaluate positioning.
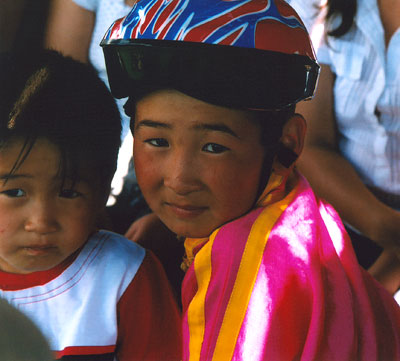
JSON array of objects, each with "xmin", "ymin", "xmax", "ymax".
[{"xmin": 101, "ymin": 0, "xmax": 319, "ymax": 110}]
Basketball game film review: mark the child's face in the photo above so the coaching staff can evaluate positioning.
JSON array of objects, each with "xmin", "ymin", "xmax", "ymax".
[
  {"xmin": 0, "ymin": 138, "xmax": 101, "ymax": 274},
  {"xmin": 133, "ymin": 90, "xmax": 266, "ymax": 238}
]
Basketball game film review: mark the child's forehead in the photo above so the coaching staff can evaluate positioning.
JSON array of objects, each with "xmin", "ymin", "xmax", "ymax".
[
  {"xmin": 0, "ymin": 138, "xmax": 59, "ymax": 177},
  {"xmin": 135, "ymin": 89, "xmax": 262, "ymax": 132},
  {"xmin": 1, "ymin": 136, "xmax": 60, "ymax": 156},
  {"xmin": 0, "ymin": 137, "xmax": 95, "ymax": 182}
]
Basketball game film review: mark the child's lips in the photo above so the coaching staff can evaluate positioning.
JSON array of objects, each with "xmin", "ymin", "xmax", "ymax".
[
  {"xmin": 165, "ymin": 202, "xmax": 207, "ymax": 218},
  {"xmin": 23, "ymin": 244, "xmax": 56, "ymax": 256}
]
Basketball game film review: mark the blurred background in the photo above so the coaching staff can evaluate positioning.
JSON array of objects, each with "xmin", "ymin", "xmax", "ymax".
[{"xmin": 0, "ymin": 0, "xmax": 50, "ymax": 53}]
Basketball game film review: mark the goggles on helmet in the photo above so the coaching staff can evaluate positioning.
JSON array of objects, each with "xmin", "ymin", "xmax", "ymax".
[{"xmin": 101, "ymin": 0, "xmax": 320, "ymax": 111}]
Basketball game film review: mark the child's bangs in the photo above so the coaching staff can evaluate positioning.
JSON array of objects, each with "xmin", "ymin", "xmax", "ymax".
[{"xmin": 0, "ymin": 136, "xmax": 37, "ymax": 183}]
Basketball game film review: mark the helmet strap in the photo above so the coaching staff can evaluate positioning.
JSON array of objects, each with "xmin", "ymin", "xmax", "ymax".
[{"xmin": 276, "ymin": 142, "xmax": 298, "ymax": 168}]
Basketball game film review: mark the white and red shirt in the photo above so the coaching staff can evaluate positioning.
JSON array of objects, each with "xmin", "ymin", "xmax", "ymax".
[{"xmin": 0, "ymin": 230, "xmax": 182, "ymax": 360}]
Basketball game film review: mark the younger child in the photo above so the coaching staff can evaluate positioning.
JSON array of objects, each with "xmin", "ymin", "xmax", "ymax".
[
  {"xmin": 0, "ymin": 49, "xmax": 181, "ymax": 360},
  {"xmin": 101, "ymin": 0, "xmax": 400, "ymax": 360}
]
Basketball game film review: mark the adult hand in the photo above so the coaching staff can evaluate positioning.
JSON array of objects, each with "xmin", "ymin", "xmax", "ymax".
[{"xmin": 369, "ymin": 248, "xmax": 400, "ymax": 295}]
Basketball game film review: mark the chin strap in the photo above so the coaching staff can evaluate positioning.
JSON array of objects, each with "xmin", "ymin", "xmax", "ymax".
[
  {"xmin": 276, "ymin": 142, "xmax": 298, "ymax": 168},
  {"xmin": 256, "ymin": 142, "xmax": 299, "ymax": 207}
]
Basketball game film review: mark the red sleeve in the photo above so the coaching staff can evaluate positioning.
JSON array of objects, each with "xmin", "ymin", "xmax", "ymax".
[{"xmin": 116, "ymin": 251, "xmax": 182, "ymax": 361}]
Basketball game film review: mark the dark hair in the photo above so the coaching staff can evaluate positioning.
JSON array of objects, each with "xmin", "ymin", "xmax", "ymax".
[
  {"xmin": 325, "ymin": 0, "xmax": 357, "ymax": 38},
  {"xmin": 0, "ymin": 49, "xmax": 121, "ymax": 201}
]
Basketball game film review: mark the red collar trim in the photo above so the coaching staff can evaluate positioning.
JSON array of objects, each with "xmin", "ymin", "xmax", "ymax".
[{"xmin": 0, "ymin": 248, "xmax": 81, "ymax": 290}]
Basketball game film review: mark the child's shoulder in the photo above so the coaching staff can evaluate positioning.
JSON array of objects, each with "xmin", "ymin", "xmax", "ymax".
[
  {"xmin": 86, "ymin": 230, "xmax": 146, "ymax": 271},
  {"xmin": 95, "ymin": 229, "xmax": 145, "ymax": 253}
]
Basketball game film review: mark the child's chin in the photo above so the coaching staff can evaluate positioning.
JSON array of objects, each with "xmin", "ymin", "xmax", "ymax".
[
  {"xmin": 162, "ymin": 217, "xmax": 217, "ymax": 239},
  {"xmin": 171, "ymin": 226, "xmax": 212, "ymax": 240},
  {"xmin": 10, "ymin": 263, "xmax": 55, "ymax": 275}
]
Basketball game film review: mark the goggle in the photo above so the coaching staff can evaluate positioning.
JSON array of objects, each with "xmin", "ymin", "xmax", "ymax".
[{"xmin": 102, "ymin": 39, "xmax": 320, "ymax": 110}]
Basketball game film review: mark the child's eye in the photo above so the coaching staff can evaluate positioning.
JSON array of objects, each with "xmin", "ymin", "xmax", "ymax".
[
  {"xmin": 145, "ymin": 138, "xmax": 169, "ymax": 147},
  {"xmin": 0, "ymin": 189, "xmax": 26, "ymax": 198},
  {"xmin": 59, "ymin": 189, "xmax": 82, "ymax": 199},
  {"xmin": 202, "ymin": 143, "xmax": 229, "ymax": 154}
]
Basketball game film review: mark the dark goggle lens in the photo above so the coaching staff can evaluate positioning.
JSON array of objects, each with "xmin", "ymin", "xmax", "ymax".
[{"xmin": 103, "ymin": 40, "xmax": 319, "ymax": 110}]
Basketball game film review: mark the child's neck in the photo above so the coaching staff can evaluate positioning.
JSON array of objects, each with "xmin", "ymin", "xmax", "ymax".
[{"xmin": 0, "ymin": 248, "xmax": 81, "ymax": 291}]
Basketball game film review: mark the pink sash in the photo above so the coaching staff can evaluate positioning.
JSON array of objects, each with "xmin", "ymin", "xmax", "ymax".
[{"xmin": 182, "ymin": 176, "xmax": 400, "ymax": 361}]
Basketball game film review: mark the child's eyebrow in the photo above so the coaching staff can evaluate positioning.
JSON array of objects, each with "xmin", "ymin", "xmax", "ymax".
[
  {"xmin": 136, "ymin": 119, "xmax": 172, "ymax": 129},
  {"xmin": 136, "ymin": 119, "xmax": 240, "ymax": 138},
  {"xmin": 0, "ymin": 173, "xmax": 32, "ymax": 180},
  {"xmin": 194, "ymin": 123, "xmax": 240, "ymax": 139}
]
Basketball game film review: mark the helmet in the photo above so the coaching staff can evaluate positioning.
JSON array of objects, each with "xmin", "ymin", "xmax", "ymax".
[{"xmin": 101, "ymin": 0, "xmax": 320, "ymax": 110}]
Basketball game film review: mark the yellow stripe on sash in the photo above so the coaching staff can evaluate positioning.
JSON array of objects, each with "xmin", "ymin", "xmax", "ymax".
[
  {"xmin": 187, "ymin": 229, "xmax": 219, "ymax": 361},
  {"xmin": 212, "ymin": 189, "xmax": 297, "ymax": 361}
]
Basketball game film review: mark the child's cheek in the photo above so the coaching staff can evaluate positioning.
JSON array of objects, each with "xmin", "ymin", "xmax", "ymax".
[{"xmin": 134, "ymin": 148, "xmax": 160, "ymax": 194}]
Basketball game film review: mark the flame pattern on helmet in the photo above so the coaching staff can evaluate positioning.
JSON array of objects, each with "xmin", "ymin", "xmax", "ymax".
[{"xmin": 104, "ymin": 0, "xmax": 308, "ymax": 51}]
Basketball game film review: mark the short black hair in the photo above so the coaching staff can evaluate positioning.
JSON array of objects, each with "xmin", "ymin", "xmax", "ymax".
[{"xmin": 0, "ymin": 49, "xmax": 121, "ymax": 201}]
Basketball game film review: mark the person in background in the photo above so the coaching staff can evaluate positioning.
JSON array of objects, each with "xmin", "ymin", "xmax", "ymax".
[
  {"xmin": 288, "ymin": 0, "xmax": 400, "ymax": 301},
  {"xmin": 101, "ymin": 0, "xmax": 400, "ymax": 359},
  {"xmin": 1, "ymin": 1, "xmax": 51, "ymax": 54},
  {"xmin": 0, "ymin": 0, "xmax": 26, "ymax": 53},
  {"xmin": 0, "ymin": 48, "xmax": 181, "ymax": 360}
]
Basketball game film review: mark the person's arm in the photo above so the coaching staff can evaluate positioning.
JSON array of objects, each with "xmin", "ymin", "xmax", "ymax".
[
  {"xmin": 369, "ymin": 248, "xmax": 400, "ymax": 294},
  {"xmin": 44, "ymin": 0, "xmax": 95, "ymax": 63},
  {"xmin": 296, "ymin": 64, "xmax": 400, "ymax": 249}
]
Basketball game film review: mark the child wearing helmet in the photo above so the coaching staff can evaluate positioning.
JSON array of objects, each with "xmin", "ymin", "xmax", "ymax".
[
  {"xmin": 0, "ymin": 49, "xmax": 181, "ymax": 361},
  {"xmin": 101, "ymin": 0, "xmax": 400, "ymax": 360}
]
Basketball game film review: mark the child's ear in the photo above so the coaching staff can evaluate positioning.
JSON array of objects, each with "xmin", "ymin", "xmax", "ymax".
[{"xmin": 275, "ymin": 113, "xmax": 306, "ymax": 170}]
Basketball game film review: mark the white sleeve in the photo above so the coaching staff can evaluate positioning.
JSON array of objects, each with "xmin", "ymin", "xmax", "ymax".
[
  {"xmin": 72, "ymin": 0, "xmax": 98, "ymax": 12},
  {"xmin": 316, "ymin": 40, "xmax": 332, "ymax": 65}
]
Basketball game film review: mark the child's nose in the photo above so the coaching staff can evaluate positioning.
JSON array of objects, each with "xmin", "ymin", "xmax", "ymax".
[
  {"xmin": 24, "ymin": 199, "xmax": 59, "ymax": 234},
  {"xmin": 164, "ymin": 151, "xmax": 201, "ymax": 195}
]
